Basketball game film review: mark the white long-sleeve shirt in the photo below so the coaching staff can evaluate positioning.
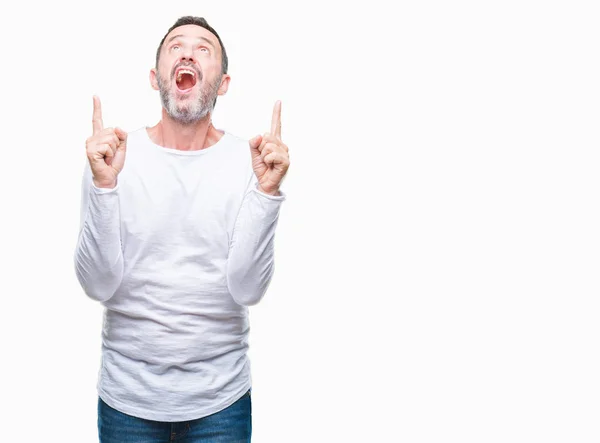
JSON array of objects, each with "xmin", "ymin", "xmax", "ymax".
[{"xmin": 74, "ymin": 127, "xmax": 285, "ymax": 421}]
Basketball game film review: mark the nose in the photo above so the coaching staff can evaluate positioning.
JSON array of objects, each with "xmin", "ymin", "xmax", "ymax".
[{"xmin": 180, "ymin": 45, "xmax": 195, "ymax": 63}]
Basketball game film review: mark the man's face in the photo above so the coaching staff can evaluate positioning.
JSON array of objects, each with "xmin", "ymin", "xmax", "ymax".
[{"xmin": 152, "ymin": 25, "xmax": 229, "ymax": 124}]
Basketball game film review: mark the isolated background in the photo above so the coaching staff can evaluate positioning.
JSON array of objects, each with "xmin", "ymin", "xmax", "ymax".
[{"xmin": 0, "ymin": 0, "xmax": 599, "ymax": 441}]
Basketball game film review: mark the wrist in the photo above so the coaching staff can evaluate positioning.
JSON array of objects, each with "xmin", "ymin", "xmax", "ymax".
[
  {"xmin": 257, "ymin": 185, "xmax": 280, "ymax": 196},
  {"xmin": 93, "ymin": 178, "xmax": 117, "ymax": 189}
]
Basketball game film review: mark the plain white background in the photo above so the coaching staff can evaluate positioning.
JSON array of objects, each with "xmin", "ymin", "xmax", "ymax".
[{"xmin": 0, "ymin": 0, "xmax": 599, "ymax": 441}]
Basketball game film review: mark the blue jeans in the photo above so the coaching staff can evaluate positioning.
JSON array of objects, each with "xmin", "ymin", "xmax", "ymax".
[{"xmin": 98, "ymin": 390, "xmax": 252, "ymax": 442}]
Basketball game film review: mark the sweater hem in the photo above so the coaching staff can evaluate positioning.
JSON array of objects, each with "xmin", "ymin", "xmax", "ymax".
[{"xmin": 97, "ymin": 382, "xmax": 252, "ymax": 422}]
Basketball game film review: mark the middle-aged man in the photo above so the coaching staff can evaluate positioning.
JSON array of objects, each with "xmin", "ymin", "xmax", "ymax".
[{"xmin": 74, "ymin": 15, "xmax": 290, "ymax": 442}]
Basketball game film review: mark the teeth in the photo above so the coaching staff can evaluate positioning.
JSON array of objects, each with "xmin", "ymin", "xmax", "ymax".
[{"xmin": 176, "ymin": 69, "xmax": 196, "ymax": 82}]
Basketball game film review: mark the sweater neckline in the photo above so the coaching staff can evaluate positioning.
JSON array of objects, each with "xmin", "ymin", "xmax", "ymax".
[{"xmin": 143, "ymin": 127, "xmax": 229, "ymax": 156}]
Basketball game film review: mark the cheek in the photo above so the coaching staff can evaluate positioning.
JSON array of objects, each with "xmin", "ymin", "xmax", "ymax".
[
  {"xmin": 200, "ymin": 59, "xmax": 219, "ymax": 74},
  {"xmin": 158, "ymin": 70, "xmax": 173, "ymax": 88},
  {"xmin": 158, "ymin": 59, "xmax": 174, "ymax": 78}
]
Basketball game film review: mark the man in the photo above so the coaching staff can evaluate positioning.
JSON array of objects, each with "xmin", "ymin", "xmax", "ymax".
[{"xmin": 74, "ymin": 16, "xmax": 289, "ymax": 442}]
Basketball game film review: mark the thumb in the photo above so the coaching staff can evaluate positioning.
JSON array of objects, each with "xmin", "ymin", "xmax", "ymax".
[
  {"xmin": 249, "ymin": 135, "xmax": 262, "ymax": 151},
  {"xmin": 114, "ymin": 127, "xmax": 128, "ymax": 150}
]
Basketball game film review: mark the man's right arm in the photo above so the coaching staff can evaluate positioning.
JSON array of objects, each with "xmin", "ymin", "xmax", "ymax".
[
  {"xmin": 74, "ymin": 95, "xmax": 127, "ymax": 302},
  {"xmin": 73, "ymin": 162, "xmax": 124, "ymax": 302}
]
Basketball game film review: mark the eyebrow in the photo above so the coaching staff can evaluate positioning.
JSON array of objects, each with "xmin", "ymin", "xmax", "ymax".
[{"xmin": 166, "ymin": 34, "xmax": 216, "ymax": 49}]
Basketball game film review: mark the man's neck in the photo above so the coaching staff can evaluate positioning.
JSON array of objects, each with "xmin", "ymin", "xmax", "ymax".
[{"xmin": 147, "ymin": 110, "xmax": 224, "ymax": 151}]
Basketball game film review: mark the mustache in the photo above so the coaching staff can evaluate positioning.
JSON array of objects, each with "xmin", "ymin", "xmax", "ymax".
[{"xmin": 172, "ymin": 63, "xmax": 202, "ymax": 81}]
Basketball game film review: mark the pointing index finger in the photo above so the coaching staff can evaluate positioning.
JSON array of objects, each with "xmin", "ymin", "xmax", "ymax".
[
  {"xmin": 92, "ymin": 95, "xmax": 103, "ymax": 135},
  {"xmin": 270, "ymin": 100, "xmax": 282, "ymax": 138}
]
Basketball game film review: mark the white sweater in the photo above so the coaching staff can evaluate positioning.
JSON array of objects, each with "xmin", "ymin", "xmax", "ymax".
[{"xmin": 74, "ymin": 127, "xmax": 285, "ymax": 421}]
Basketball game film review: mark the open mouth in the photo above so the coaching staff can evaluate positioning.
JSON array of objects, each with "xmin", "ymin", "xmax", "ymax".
[{"xmin": 175, "ymin": 67, "xmax": 198, "ymax": 92}]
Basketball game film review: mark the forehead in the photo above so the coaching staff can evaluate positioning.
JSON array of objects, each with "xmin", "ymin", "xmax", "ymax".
[{"xmin": 164, "ymin": 24, "xmax": 219, "ymax": 48}]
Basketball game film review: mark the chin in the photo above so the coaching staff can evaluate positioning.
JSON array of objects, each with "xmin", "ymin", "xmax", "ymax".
[{"xmin": 170, "ymin": 105, "xmax": 209, "ymax": 124}]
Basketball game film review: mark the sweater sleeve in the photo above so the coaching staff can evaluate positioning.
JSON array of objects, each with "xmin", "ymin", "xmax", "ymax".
[
  {"xmin": 226, "ymin": 173, "xmax": 286, "ymax": 306},
  {"xmin": 73, "ymin": 162, "xmax": 124, "ymax": 303}
]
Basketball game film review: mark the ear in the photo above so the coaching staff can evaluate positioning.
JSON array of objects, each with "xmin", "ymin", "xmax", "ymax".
[
  {"xmin": 217, "ymin": 74, "xmax": 231, "ymax": 96},
  {"xmin": 150, "ymin": 68, "xmax": 160, "ymax": 91}
]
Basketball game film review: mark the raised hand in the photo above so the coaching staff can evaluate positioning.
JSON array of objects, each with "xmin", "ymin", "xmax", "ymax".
[
  {"xmin": 248, "ymin": 100, "xmax": 290, "ymax": 196},
  {"xmin": 86, "ymin": 96, "xmax": 127, "ymax": 189}
]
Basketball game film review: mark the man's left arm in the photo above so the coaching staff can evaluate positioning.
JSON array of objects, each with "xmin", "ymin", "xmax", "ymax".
[{"xmin": 226, "ymin": 100, "xmax": 290, "ymax": 306}]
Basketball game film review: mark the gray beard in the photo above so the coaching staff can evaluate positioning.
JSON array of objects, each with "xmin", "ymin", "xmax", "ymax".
[{"xmin": 156, "ymin": 71, "xmax": 221, "ymax": 125}]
